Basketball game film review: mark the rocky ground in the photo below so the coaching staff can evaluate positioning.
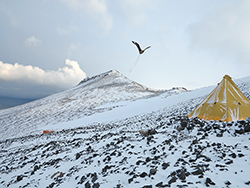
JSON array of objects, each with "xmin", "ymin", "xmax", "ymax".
[{"xmin": 1, "ymin": 112, "xmax": 250, "ymax": 188}]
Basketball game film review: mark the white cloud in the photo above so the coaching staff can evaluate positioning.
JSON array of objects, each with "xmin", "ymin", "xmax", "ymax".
[
  {"xmin": 188, "ymin": 0, "xmax": 250, "ymax": 64},
  {"xmin": 25, "ymin": 36, "xmax": 42, "ymax": 47},
  {"xmin": 0, "ymin": 2, "xmax": 17, "ymax": 26},
  {"xmin": 0, "ymin": 59, "xmax": 86, "ymax": 88},
  {"xmin": 61, "ymin": 0, "xmax": 113, "ymax": 31}
]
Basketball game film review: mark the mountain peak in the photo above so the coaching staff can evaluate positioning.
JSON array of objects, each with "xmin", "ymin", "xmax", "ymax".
[{"xmin": 78, "ymin": 70, "xmax": 122, "ymax": 86}]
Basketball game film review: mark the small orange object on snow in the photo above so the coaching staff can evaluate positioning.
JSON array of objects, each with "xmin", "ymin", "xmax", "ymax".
[{"xmin": 43, "ymin": 130, "xmax": 54, "ymax": 134}]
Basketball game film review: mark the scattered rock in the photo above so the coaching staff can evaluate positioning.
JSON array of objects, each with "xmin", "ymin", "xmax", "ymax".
[
  {"xmin": 91, "ymin": 172, "xmax": 98, "ymax": 183},
  {"xmin": 142, "ymin": 185, "xmax": 152, "ymax": 188},
  {"xmin": 162, "ymin": 162, "xmax": 170, "ymax": 170},
  {"xmin": 191, "ymin": 167, "xmax": 203, "ymax": 176},
  {"xmin": 85, "ymin": 181, "xmax": 91, "ymax": 188},
  {"xmin": 78, "ymin": 175, "xmax": 87, "ymax": 184},
  {"xmin": 149, "ymin": 168, "xmax": 157, "ymax": 176},
  {"xmin": 235, "ymin": 129, "xmax": 245, "ymax": 134},
  {"xmin": 139, "ymin": 172, "xmax": 148, "ymax": 178},
  {"xmin": 93, "ymin": 182, "xmax": 100, "ymax": 188},
  {"xmin": 238, "ymin": 153, "xmax": 244, "ymax": 158},
  {"xmin": 75, "ymin": 152, "xmax": 82, "ymax": 160},
  {"xmin": 245, "ymin": 181, "xmax": 250, "ymax": 185},
  {"xmin": 225, "ymin": 159, "xmax": 233, "ymax": 165},
  {"xmin": 205, "ymin": 177, "xmax": 216, "ymax": 186},
  {"xmin": 225, "ymin": 180, "xmax": 231, "ymax": 185},
  {"xmin": 16, "ymin": 175, "xmax": 23, "ymax": 182},
  {"xmin": 168, "ymin": 176, "xmax": 177, "ymax": 185},
  {"xmin": 229, "ymin": 153, "xmax": 237, "ymax": 158},
  {"xmin": 176, "ymin": 168, "xmax": 189, "ymax": 180}
]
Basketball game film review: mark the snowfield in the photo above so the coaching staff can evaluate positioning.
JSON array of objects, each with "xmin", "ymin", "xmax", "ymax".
[{"xmin": 1, "ymin": 70, "xmax": 250, "ymax": 188}]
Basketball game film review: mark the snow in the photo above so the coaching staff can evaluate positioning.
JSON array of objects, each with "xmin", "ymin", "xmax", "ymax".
[{"xmin": 1, "ymin": 70, "xmax": 250, "ymax": 188}]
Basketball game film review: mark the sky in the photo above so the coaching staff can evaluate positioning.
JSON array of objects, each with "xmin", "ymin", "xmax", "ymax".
[{"xmin": 1, "ymin": 0, "xmax": 250, "ymax": 99}]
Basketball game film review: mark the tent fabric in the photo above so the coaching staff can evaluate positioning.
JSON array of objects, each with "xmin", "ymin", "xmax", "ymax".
[{"xmin": 188, "ymin": 75, "xmax": 250, "ymax": 122}]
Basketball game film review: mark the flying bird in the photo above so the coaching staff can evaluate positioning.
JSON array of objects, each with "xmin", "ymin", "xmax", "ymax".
[{"xmin": 132, "ymin": 41, "xmax": 151, "ymax": 54}]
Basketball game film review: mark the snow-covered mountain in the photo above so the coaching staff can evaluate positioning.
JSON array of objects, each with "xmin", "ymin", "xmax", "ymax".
[
  {"xmin": 0, "ymin": 70, "xmax": 164, "ymax": 140},
  {"xmin": 1, "ymin": 71, "xmax": 250, "ymax": 188}
]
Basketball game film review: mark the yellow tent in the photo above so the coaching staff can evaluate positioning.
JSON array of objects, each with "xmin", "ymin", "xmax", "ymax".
[{"xmin": 188, "ymin": 75, "xmax": 250, "ymax": 122}]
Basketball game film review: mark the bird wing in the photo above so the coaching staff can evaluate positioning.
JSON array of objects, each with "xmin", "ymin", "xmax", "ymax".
[
  {"xmin": 144, "ymin": 46, "xmax": 151, "ymax": 51},
  {"xmin": 132, "ymin": 41, "xmax": 142, "ymax": 52}
]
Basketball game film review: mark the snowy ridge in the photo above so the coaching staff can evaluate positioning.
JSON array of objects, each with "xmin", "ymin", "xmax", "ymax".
[
  {"xmin": 1, "ymin": 73, "xmax": 250, "ymax": 187},
  {"xmin": 0, "ymin": 70, "xmax": 164, "ymax": 141}
]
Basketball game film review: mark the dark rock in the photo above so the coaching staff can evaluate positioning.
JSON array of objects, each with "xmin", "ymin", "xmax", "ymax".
[
  {"xmin": 93, "ymin": 182, "xmax": 100, "ymax": 188},
  {"xmin": 34, "ymin": 165, "xmax": 39, "ymax": 171},
  {"xmin": 156, "ymin": 182, "xmax": 163, "ymax": 187},
  {"xmin": 238, "ymin": 153, "xmax": 245, "ymax": 158},
  {"xmin": 205, "ymin": 177, "xmax": 215, "ymax": 186},
  {"xmin": 225, "ymin": 180, "xmax": 231, "ymax": 185},
  {"xmin": 102, "ymin": 165, "xmax": 115, "ymax": 173},
  {"xmin": 169, "ymin": 145, "xmax": 174, "ymax": 151},
  {"xmin": 180, "ymin": 116, "xmax": 189, "ymax": 126},
  {"xmin": 168, "ymin": 176, "xmax": 177, "ymax": 184},
  {"xmin": 128, "ymin": 177, "xmax": 133, "ymax": 184},
  {"xmin": 191, "ymin": 167, "xmax": 203, "ymax": 176},
  {"xmin": 145, "ymin": 157, "xmax": 151, "ymax": 163},
  {"xmin": 176, "ymin": 168, "xmax": 189, "ymax": 180},
  {"xmin": 229, "ymin": 153, "xmax": 237, "ymax": 158},
  {"xmin": 148, "ymin": 129, "xmax": 157, "ymax": 135},
  {"xmin": 85, "ymin": 181, "xmax": 91, "ymax": 188},
  {"xmin": 204, "ymin": 125, "xmax": 212, "ymax": 132},
  {"xmin": 115, "ymin": 184, "xmax": 122, "ymax": 188},
  {"xmin": 212, "ymin": 123, "xmax": 220, "ymax": 129},
  {"xmin": 91, "ymin": 172, "xmax": 98, "ymax": 183},
  {"xmin": 149, "ymin": 168, "xmax": 157, "ymax": 176},
  {"xmin": 162, "ymin": 162, "xmax": 170, "ymax": 170},
  {"xmin": 235, "ymin": 129, "xmax": 245, "ymax": 134},
  {"xmin": 225, "ymin": 159, "xmax": 233, "ymax": 165},
  {"xmin": 103, "ymin": 155, "xmax": 111, "ymax": 163},
  {"xmin": 139, "ymin": 172, "xmax": 148, "ymax": 178},
  {"xmin": 136, "ymin": 160, "xmax": 145, "ymax": 165},
  {"xmin": 237, "ymin": 120, "xmax": 246, "ymax": 125},
  {"xmin": 47, "ymin": 182, "xmax": 57, "ymax": 188},
  {"xmin": 245, "ymin": 181, "xmax": 250, "ymax": 185},
  {"xmin": 78, "ymin": 176, "xmax": 87, "ymax": 184},
  {"xmin": 216, "ymin": 132, "xmax": 223, "ymax": 137},
  {"xmin": 147, "ymin": 136, "xmax": 154, "ymax": 144},
  {"xmin": 45, "ymin": 158, "xmax": 62, "ymax": 167},
  {"xmin": 244, "ymin": 124, "xmax": 250, "ymax": 132},
  {"xmin": 142, "ymin": 185, "xmax": 152, "ymax": 188},
  {"xmin": 17, "ymin": 175, "xmax": 23, "ymax": 182}
]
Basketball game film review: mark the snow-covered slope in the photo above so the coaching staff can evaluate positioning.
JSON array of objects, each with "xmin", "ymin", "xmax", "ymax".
[
  {"xmin": 1, "ymin": 72, "xmax": 250, "ymax": 188},
  {"xmin": 0, "ymin": 70, "xmax": 164, "ymax": 140}
]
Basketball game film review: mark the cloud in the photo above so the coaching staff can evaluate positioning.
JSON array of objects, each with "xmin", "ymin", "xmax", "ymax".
[
  {"xmin": 61, "ymin": 0, "xmax": 113, "ymax": 31},
  {"xmin": 0, "ymin": 59, "xmax": 86, "ymax": 88},
  {"xmin": 188, "ymin": 0, "xmax": 250, "ymax": 64},
  {"xmin": 25, "ymin": 36, "xmax": 42, "ymax": 47},
  {"xmin": 0, "ymin": 2, "xmax": 17, "ymax": 26}
]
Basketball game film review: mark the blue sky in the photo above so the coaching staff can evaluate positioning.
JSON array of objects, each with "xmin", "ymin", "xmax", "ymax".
[{"xmin": 1, "ymin": 0, "xmax": 250, "ymax": 98}]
